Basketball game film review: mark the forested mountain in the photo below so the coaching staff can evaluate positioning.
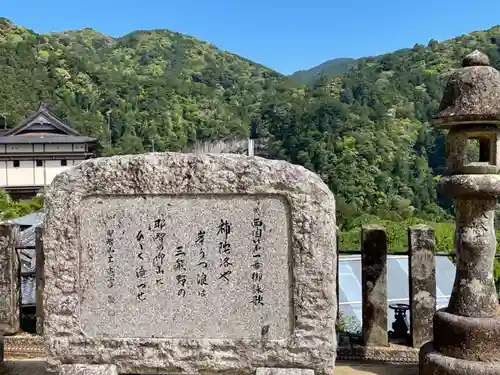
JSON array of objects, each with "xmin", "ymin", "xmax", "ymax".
[
  {"xmin": 263, "ymin": 25, "xmax": 500, "ymax": 224},
  {"xmin": 290, "ymin": 57, "xmax": 358, "ymax": 84},
  {"xmin": 0, "ymin": 17, "xmax": 296, "ymax": 156},
  {"xmin": 2, "ymin": 17, "xmax": 500, "ymax": 227}
]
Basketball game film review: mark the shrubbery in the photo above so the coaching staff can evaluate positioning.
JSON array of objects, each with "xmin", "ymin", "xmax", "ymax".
[{"xmin": 0, "ymin": 189, "xmax": 43, "ymax": 220}]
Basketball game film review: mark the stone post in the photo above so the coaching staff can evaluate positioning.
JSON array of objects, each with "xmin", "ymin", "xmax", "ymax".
[
  {"xmin": 448, "ymin": 198, "xmax": 499, "ymax": 316},
  {"xmin": 0, "ymin": 223, "xmax": 20, "ymax": 335},
  {"xmin": 361, "ymin": 225, "xmax": 388, "ymax": 347},
  {"xmin": 420, "ymin": 50, "xmax": 500, "ymax": 374},
  {"xmin": 336, "ymin": 226, "xmax": 340, "ymax": 321},
  {"xmin": 35, "ymin": 227, "xmax": 44, "ymax": 335},
  {"xmin": 0, "ymin": 334, "xmax": 3, "ymax": 367},
  {"xmin": 408, "ymin": 225, "xmax": 436, "ymax": 348}
]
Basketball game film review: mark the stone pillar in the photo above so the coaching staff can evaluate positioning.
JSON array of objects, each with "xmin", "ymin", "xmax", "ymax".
[
  {"xmin": 420, "ymin": 50, "xmax": 500, "ymax": 374},
  {"xmin": 0, "ymin": 223, "xmax": 20, "ymax": 335},
  {"xmin": 447, "ymin": 197, "xmax": 499, "ymax": 317},
  {"xmin": 336, "ymin": 226, "xmax": 340, "ymax": 321},
  {"xmin": 0, "ymin": 334, "xmax": 3, "ymax": 368},
  {"xmin": 408, "ymin": 225, "xmax": 436, "ymax": 348},
  {"xmin": 35, "ymin": 227, "xmax": 44, "ymax": 335},
  {"xmin": 361, "ymin": 225, "xmax": 388, "ymax": 347}
]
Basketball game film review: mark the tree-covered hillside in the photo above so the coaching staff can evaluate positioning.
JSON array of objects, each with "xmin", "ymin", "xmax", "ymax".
[
  {"xmin": 2, "ymin": 18, "xmax": 500, "ymax": 226},
  {"xmin": 0, "ymin": 17, "xmax": 298, "ymax": 156},
  {"xmin": 261, "ymin": 25, "xmax": 500, "ymax": 224}
]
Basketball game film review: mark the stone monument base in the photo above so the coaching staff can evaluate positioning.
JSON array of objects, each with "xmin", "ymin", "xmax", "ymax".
[
  {"xmin": 256, "ymin": 368, "xmax": 314, "ymax": 375},
  {"xmin": 58, "ymin": 365, "xmax": 313, "ymax": 375},
  {"xmin": 420, "ymin": 343, "xmax": 500, "ymax": 375},
  {"xmin": 60, "ymin": 364, "xmax": 118, "ymax": 375}
]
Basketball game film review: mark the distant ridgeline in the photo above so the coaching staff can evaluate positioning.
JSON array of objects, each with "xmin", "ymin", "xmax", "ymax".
[{"xmin": 290, "ymin": 57, "xmax": 358, "ymax": 85}]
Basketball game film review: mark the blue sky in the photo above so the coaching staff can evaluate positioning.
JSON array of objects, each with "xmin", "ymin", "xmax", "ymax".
[{"xmin": 2, "ymin": 0, "xmax": 500, "ymax": 74}]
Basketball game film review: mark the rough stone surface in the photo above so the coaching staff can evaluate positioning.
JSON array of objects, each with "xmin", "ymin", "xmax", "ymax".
[
  {"xmin": 433, "ymin": 309, "xmax": 500, "ymax": 361},
  {"xmin": 439, "ymin": 174, "xmax": 500, "ymax": 198},
  {"xmin": 432, "ymin": 54, "xmax": 500, "ymax": 128},
  {"xmin": 336, "ymin": 227, "xmax": 340, "ymax": 320},
  {"xmin": 445, "ymin": 127, "xmax": 500, "ymax": 175},
  {"xmin": 42, "ymin": 152, "xmax": 337, "ymax": 375},
  {"xmin": 34, "ymin": 228, "xmax": 43, "ymax": 336},
  {"xmin": 337, "ymin": 343, "xmax": 419, "ymax": 363},
  {"xmin": 462, "ymin": 50, "xmax": 491, "ymax": 67},
  {"xmin": 0, "ymin": 335, "xmax": 4, "ymax": 365},
  {"xmin": 361, "ymin": 225, "xmax": 388, "ymax": 347},
  {"xmin": 421, "ymin": 50, "xmax": 500, "ymax": 375},
  {"xmin": 255, "ymin": 368, "xmax": 314, "ymax": 375},
  {"xmin": 0, "ymin": 359, "xmax": 428, "ymax": 375},
  {"xmin": 459, "ymin": 163, "xmax": 500, "ymax": 174},
  {"xmin": 3, "ymin": 335, "xmax": 44, "ymax": 358},
  {"xmin": 79, "ymin": 196, "xmax": 290, "ymax": 339},
  {"xmin": 408, "ymin": 225, "xmax": 436, "ymax": 348},
  {"xmin": 420, "ymin": 343, "xmax": 500, "ymax": 375},
  {"xmin": 5, "ymin": 335, "xmax": 421, "ymax": 364},
  {"xmin": 0, "ymin": 224, "xmax": 20, "ymax": 335},
  {"xmin": 60, "ymin": 364, "xmax": 118, "ymax": 375},
  {"xmin": 447, "ymin": 197, "xmax": 500, "ymax": 317}
]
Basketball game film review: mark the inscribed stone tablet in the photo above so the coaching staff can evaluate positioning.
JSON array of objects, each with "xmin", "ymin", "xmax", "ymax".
[
  {"xmin": 43, "ymin": 153, "xmax": 337, "ymax": 375},
  {"xmin": 78, "ymin": 195, "xmax": 290, "ymax": 339}
]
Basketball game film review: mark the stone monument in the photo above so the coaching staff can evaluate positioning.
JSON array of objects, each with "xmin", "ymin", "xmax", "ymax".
[
  {"xmin": 420, "ymin": 50, "xmax": 500, "ymax": 374},
  {"xmin": 42, "ymin": 152, "xmax": 337, "ymax": 375}
]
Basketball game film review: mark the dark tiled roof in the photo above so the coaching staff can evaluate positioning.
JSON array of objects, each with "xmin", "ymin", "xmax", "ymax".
[
  {"xmin": 0, "ymin": 135, "xmax": 96, "ymax": 144},
  {"xmin": 6, "ymin": 103, "xmax": 81, "ymax": 136}
]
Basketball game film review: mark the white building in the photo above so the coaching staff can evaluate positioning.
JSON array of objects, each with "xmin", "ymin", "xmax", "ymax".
[{"xmin": 0, "ymin": 104, "xmax": 97, "ymax": 200}]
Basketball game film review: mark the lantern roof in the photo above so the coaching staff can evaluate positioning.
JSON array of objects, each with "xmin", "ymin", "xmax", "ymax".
[{"xmin": 432, "ymin": 50, "xmax": 500, "ymax": 128}]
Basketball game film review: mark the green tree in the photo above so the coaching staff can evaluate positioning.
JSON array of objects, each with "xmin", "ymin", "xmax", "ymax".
[{"xmin": 0, "ymin": 190, "xmax": 43, "ymax": 220}]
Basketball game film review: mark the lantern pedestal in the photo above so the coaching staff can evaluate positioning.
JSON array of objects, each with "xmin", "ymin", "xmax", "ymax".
[
  {"xmin": 420, "ymin": 343, "xmax": 500, "ymax": 375},
  {"xmin": 420, "ymin": 175, "xmax": 500, "ymax": 374}
]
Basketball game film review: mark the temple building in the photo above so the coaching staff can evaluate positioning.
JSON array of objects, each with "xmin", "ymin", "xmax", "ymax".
[{"xmin": 0, "ymin": 104, "xmax": 97, "ymax": 200}]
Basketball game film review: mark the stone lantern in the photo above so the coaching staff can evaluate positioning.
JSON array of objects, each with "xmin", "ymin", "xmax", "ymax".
[{"xmin": 420, "ymin": 50, "xmax": 500, "ymax": 374}]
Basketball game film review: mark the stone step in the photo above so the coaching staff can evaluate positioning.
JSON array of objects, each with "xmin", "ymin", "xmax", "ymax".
[
  {"xmin": 335, "ymin": 362, "xmax": 418, "ymax": 375},
  {"xmin": 0, "ymin": 359, "xmax": 418, "ymax": 375}
]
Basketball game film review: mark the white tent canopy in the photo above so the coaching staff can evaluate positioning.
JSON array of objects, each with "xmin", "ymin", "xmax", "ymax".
[{"xmin": 338, "ymin": 254, "xmax": 456, "ymax": 332}]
